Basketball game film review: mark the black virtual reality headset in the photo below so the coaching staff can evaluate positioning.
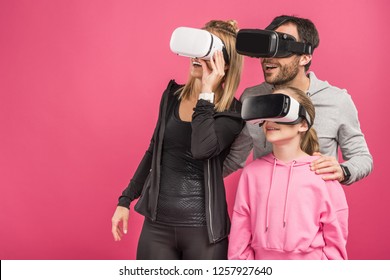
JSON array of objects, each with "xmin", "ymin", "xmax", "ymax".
[
  {"xmin": 170, "ymin": 27, "xmax": 230, "ymax": 64},
  {"xmin": 236, "ymin": 29, "xmax": 312, "ymax": 58},
  {"xmin": 241, "ymin": 94, "xmax": 312, "ymax": 127},
  {"xmin": 236, "ymin": 16, "xmax": 313, "ymax": 58}
]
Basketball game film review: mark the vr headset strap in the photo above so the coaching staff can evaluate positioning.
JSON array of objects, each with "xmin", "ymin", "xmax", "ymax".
[
  {"xmin": 222, "ymin": 46, "xmax": 230, "ymax": 65},
  {"xmin": 285, "ymin": 41, "xmax": 313, "ymax": 55},
  {"xmin": 299, "ymin": 105, "xmax": 312, "ymax": 128}
]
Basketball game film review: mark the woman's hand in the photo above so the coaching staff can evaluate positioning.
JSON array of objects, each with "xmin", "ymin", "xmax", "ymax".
[
  {"xmin": 111, "ymin": 206, "xmax": 129, "ymax": 241},
  {"xmin": 200, "ymin": 50, "xmax": 226, "ymax": 93}
]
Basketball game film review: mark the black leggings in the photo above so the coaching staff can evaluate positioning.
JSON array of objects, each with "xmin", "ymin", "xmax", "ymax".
[{"xmin": 136, "ymin": 218, "xmax": 228, "ymax": 260}]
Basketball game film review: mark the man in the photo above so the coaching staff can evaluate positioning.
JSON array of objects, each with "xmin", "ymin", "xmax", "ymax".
[{"xmin": 224, "ymin": 15, "xmax": 372, "ymax": 184}]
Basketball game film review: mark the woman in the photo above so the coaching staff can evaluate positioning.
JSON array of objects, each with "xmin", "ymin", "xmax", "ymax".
[
  {"xmin": 228, "ymin": 86, "xmax": 348, "ymax": 260},
  {"xmin": 111, "ymin": 20, "xmax": 244, "ymax": 259}
]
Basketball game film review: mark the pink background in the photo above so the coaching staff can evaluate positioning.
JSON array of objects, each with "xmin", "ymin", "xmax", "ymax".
[{"xmin": 0, "ymin": 0, "xmax": 388, "ymax": 260}]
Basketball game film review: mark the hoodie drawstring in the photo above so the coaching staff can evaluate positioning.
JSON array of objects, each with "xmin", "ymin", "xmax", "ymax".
[
  {"xmin": 265, "ymin": 158, "xmax": 277, "ymax": 232},
  {"xmin": 283, "ymin": 161, "xmax": 296, "ymax": 228},
  {"xmin": 265, "ymin": 158, "xmax": 296, "ymax": 231}
]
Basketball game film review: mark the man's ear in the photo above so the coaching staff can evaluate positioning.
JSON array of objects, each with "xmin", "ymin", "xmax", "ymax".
[
  {"xmin": 298, "ymin": 120, "xmax": 309, "ymax": 133},
  {"xmin": 300, "ymin": 54, "xmax": 312, "ymax": 67}
]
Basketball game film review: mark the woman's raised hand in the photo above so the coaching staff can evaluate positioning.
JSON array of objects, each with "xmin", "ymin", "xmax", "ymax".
[{"xmin": 200, "ymin": 50, "xmax": 226, "ymax": 93}]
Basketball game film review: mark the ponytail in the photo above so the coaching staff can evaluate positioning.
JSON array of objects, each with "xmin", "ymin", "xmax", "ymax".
[{"xmin": 300, "ymin": 125, "xmax": 319, "ymax": 155}]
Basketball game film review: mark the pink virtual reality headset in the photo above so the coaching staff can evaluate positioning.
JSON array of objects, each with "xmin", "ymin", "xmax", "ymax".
[{"xmin": 170, "ymin": 27, "xmax": 230, "ymax": 64}]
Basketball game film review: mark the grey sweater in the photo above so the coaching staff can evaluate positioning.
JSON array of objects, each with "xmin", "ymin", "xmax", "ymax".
[{"xmin": 224, "ymin": 72, "xmax": 373, "ymax": 185}]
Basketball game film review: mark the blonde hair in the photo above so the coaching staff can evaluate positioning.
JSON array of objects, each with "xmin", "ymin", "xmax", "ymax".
[
  {"xmin": 178, "ymin": 20, "xmax": 243, "ymax": 112},
  {"xmin": 275, "ymin": 86, "xmax": 319, "ymax": 155}
]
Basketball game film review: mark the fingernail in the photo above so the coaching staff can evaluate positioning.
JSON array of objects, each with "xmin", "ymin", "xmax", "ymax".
[{"xmin": 124, "ymin": 230, "xmax": 127, "ymax": 234}]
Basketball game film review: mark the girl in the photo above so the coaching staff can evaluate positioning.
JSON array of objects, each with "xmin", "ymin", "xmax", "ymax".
[
  {"xmin": 228, "ymin": 86, "xmax": 348, "ymax": 260},
  {"xmin": 111, "ymin": 20, "xmax": 244, "ymax": 260}
]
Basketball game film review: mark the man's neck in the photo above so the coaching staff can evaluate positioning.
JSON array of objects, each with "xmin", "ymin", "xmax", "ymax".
[{"xmin": 275, "ymin": 72, "xmax": 311, "ymax": 92}]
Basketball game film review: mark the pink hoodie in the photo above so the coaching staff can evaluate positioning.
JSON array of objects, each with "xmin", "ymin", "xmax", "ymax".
[{"xmin": 228, "ymin": 154, "xmax": 348, "ymax": 260}]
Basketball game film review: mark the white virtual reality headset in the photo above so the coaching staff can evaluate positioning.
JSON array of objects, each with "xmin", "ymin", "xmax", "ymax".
[
  {"xmin": 241, "ymin": 94, "xmax": 312, "ymax": 127},
  {"xmin": 170, "ymin": 27, "xmax": 230, "ymax": 64}
]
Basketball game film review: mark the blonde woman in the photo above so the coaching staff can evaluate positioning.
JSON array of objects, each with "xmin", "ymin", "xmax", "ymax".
[
  {"xmin": 228, "ymin": 86, "xmax": 348, "ymax": 260},
  {"xmin": 111, "ymin": 20, "xmax": 244, "ymax": 259}
]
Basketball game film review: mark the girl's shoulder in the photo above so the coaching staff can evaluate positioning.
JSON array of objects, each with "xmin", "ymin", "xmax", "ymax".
[{"xmin": 242, "ymin": 156, "xmax": 272, "ymax": 172}]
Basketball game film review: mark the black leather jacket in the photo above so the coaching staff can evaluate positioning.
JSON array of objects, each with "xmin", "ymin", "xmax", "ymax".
[{"xmin": 118, "ymin": 80, "xmax": 244, "ymax": 243}]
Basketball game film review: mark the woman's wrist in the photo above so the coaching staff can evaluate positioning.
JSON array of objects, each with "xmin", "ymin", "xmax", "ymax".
[
  {"xmin": 199, "ymin": 92, "xmax": 214, "ymax": 103},
  {"xmin": 201, "ymin": 85, "xmax": 213, "ymax": 92}
]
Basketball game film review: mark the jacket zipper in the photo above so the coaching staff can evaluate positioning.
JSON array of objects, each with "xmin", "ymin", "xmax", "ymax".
[{"xmin": 207, "ymin": 160, "xmax": 216, "ymax": 242}]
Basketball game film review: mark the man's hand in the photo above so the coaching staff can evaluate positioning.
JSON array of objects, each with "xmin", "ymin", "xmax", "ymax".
[{"xmin": 310, "ymin": 152, "xmax": 345, "ymax": 182}]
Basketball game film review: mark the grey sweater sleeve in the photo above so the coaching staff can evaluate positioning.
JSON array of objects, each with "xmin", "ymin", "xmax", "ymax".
[
  {"xmin": 223, "ymin": 83, "xmax": 273, "ymax": 177},
  {"xmin": 223, "ymin": 124, "xmax": 253, "ymax": 177},
  {"xmin": 337, "ymin": 93, "xmax": 373, "ymax": 185}
]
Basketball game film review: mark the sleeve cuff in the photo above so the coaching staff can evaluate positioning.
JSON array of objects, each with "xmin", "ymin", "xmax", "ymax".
[{"xmin": 117, "ymin": 196, "xmax": 131, "ymax": 209}]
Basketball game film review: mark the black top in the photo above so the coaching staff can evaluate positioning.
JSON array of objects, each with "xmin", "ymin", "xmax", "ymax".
[
  {"xmin": 118, "ymin": 80, "xmax": 245, "ymax": 243},
  {"xmin": 156, "ymin": 101, "xmax": 206, "ymax": 226}
]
